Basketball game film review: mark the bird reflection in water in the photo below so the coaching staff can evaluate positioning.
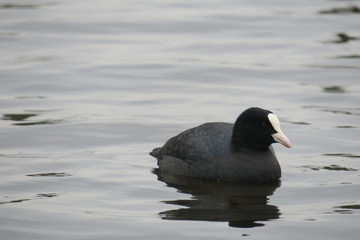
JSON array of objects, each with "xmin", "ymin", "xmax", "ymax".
[{"xmin": 154, "ymin": 169, "xmax": 281, "ymax": 228}]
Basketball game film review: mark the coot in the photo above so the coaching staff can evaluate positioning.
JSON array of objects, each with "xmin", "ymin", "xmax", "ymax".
[{"xmin": 150, "ymin": 107, "xmax": 291, "ymax": 182}]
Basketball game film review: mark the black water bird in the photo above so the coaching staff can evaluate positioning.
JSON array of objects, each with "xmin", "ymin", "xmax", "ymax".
[{"xmin": 150, "ymin": 107, "xmax": 291, "ymax": 182}]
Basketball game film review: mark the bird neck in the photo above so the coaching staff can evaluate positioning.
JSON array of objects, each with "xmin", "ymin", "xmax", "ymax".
[{"xmin": 231, "ymin": 129, "xmax": 270, "ymax": 152}]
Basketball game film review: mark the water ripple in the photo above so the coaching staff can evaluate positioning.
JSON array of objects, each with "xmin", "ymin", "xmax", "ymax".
[{"xmin": 26, "ymin": 172, "xmax": 71, "ymax": 177}]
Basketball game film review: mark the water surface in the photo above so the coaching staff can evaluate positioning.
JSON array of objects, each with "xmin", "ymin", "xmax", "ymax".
[{"xmin": 0, "ymin": 0, "xmax": 359, "ymax": 239}]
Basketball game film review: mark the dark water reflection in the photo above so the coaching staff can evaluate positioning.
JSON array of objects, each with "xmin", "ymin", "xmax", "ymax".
[
  {"xmin": 2, "ymin": 113, "xmax": 37, "ymax": 121},
  {"xmin": 26, "ymin": 172, "xmax": 72, "ymax": 177},
  {"xmin": 322, "ymin": 85, "xmax": 346, "ymax": 94},
  {"xmin": 0, "ymin": 2, "xmax": 55, "ymax": 9},
  {"xmin": 302, "ymin": 105, "xmax": 360, "ymax": 116},
  {"xmin": 0, "ymin": 193, "xmax": 58, "ymax": 205},
  {"xmin": 323, "ymin": 153, "xmax": 360, "ymax": 159},
  {"xmin": 329, "ymin": 33, "xmax": 360, "ymax": 44},
  {"xmin": 2, "ymin": 112, "xmax": 63, "ymax": 126},
  {"xmin": 154, "ymin": 169, "xmax": 280, "ymax": 228},
  {"xmin": 13, "ymin": 119, "xmax": 64, "ymax": 126},
  {"xmin": 335, "ymin": 55, "xmax": 360, "ymax": 59},
  {"xmin": 302, "ymin": 164, "xmax": 357, "ymax": 172},
  {"xmin": 319, "ymin": 6, "xmax": 360, "ymax": 15}
]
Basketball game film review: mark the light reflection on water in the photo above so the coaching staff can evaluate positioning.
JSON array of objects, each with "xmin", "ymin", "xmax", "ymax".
[{"xmin": 0, "ymin": 0, "xmax": 359, "ymax": 239}]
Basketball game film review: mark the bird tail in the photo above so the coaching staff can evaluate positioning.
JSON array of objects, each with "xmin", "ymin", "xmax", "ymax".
[{"xmin": 149, "ymin": 147, "xmax": 161, "ymax": 158}]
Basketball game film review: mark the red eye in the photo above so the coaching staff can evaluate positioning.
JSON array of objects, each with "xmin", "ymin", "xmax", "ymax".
[{"xmin": 262, "ymin": 121, "xmax": 268, "ymax": 127}]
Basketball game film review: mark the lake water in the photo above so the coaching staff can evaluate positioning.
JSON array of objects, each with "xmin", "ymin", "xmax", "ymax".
[{"xmin": 0, "ymin": 0, "xmax": 359, "ymax": 239}]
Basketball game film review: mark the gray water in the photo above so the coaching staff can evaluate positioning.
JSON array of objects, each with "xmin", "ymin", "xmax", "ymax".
[{"xmin": 0, "ymin": 0, "xmax": 359, "ymax": 239}]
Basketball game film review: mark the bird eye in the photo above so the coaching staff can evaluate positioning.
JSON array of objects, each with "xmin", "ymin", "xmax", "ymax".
[{"xmin": 262, "ymin": 121, "xmax": 268, "ymax": 127}]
